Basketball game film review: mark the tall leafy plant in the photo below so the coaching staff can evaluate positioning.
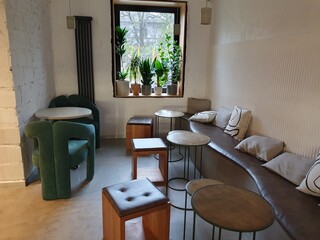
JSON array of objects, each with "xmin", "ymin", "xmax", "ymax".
[
  {"xmin": 130, "ymin": 51, "xmax": 141, "ymax": 84},
  {"xmin": 115, "ymin": 26, "xmax": 128, "ymax": 80},
  {"xmin": 157, "ymin": 34, "xmax": 182, "ymax": 85},
  {"xmin": 157, "ymin": 34, "xmax": 171, "ymax": 85},
  {"xmin": 169, "ymin": 42, "xmax": 182, "ymax": 84},
  {"xmin": 162, "ymin": 34, "xmax": 182, "ymax": 84}
]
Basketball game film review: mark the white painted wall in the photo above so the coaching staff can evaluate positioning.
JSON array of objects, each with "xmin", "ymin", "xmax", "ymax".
[
  {"xmin": 0, "ymin": 0, "xmax": 54, "ymax": 184},
  {"xmin": 50, "ymin": 0, "xmax": 212, "ymax": 138},
  {"xmin": 209, "ymin": 0, "xmax": 320, "ymax": 158}
]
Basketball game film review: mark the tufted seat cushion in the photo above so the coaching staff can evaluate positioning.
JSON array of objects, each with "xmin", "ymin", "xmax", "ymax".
[{"xmin": 102, "ymin": 178, "xmax": 169, "ymax": 217}]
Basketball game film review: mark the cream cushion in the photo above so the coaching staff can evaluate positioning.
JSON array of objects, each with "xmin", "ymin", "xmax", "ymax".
[
  {"xmin": 189, "ymin": 111, "xmax": 217, "ymax": 123},
  {"xmin": 224, "ymin": 106, "xmax": 251, "ymax": 141},
  {"xmin": 235, "ymin": 135, "xmax": 284, "ymax": 161},
  {"xmin": 213, "ymin": 107, "xmax": 232, "ymax": 129},
  {"xmin": 263, "ymin": 152, "xmax": 315, "ymax": 186}
]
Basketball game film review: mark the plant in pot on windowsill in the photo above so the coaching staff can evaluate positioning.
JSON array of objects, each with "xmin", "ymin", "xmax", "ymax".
[
  {"xmin": 130, "ymin": 51, "xmax": 141, "ymax": 96},
  {"xmin": 167, "ymin": 35, "xmax": 182, "ymax": 95},
  {"xmin": 115, "ymin": 26, "xmax": 130, "ymax": 96},
  {"xmin": 152, "ymin": 58, "xmax": 166, "ymax": 95},
  {"xmin": 139, "ymin": 58, "xmax": 154, "ymax": 95}
]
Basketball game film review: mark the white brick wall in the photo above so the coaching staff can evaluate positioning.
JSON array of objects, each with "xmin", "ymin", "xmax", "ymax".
[{"xmin": 0, "ymin": 0, "xmax": 54, "ymax": 185}]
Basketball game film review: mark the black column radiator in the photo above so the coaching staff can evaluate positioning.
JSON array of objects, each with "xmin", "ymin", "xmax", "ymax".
[{"xmin": 75, "ymin": 16, "xmax": 95, "ymax": 103}]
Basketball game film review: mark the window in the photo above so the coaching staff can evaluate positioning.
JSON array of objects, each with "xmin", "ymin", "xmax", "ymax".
[{"xmin": 111, "ymin": 0, "xmax": 187, "ymax": 97}]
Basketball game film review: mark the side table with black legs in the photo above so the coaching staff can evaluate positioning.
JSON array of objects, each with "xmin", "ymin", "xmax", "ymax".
[
  {"xmin": 166, "ymin": 130, "xmax": 211, "ymax": 240},
  {"xmin": 191, "ymin": 184, "xmax": 275, "ymax": 240},
  {"xmin": 155, "ymin": 109, "xmax": 184, "ymax": 162}
]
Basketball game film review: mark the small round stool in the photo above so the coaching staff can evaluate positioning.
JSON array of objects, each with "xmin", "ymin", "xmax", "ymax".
[
  {"xmin": 186, "ymin": 179, "xmax": 224, "ymax": 240},
  {"xmin": 102, "ymin": 178, "xmax": 170, "ymax": 240}
]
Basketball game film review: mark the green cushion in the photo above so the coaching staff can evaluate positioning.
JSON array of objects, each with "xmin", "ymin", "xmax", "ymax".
[{"xmin": 69, "ymin": 140, "xmax": 88, "ymax": 167}]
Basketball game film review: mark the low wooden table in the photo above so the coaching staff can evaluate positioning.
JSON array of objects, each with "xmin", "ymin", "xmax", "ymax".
[
  {"xmin": 132, "ymin": 138, "xmax": 168, "ymax": 188},
  {"xmin": 192, "ymin": 184, "xmax": 275, "ymax": 240}
]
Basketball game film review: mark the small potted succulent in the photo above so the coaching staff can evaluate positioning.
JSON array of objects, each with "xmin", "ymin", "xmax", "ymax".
[{"xmin": 139, "ymin": 58, "xmax": 154, "ymax": 95}]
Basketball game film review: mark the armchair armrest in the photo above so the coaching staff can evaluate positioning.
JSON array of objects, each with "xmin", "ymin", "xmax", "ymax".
[
  {"xmin": 24, "ymin": 121, "xmax": 57, "ymax": 200},
  {"xmin": 53, "ymin": 121, "xmax": 95, "ymax": 198}
]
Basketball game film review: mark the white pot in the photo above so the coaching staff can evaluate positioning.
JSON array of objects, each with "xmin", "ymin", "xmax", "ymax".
[
  {"xmin": 116, "ymin": 80, "xmax": 130, "ymax": 96},
  {"xmin": 154, "ymin": 86, "xmax": 162, "ymax": 95}
]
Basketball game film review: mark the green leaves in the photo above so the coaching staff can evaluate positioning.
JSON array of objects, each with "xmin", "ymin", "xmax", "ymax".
[
  {"xmin": 139, "ymin": 59, "xmax": 154, "ymax": 85},
  {"xmin": 115, "ymin": 26, "xmax": 128, "ymax": 57},
  {"xmin": 130, "ymin": 51, "xmax": 141, "ymax": 84}
]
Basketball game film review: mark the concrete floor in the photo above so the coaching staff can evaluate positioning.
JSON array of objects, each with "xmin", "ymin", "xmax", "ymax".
[{"xmin": 0, "ymin": 139, "xmax": 251, "ymax": 240}]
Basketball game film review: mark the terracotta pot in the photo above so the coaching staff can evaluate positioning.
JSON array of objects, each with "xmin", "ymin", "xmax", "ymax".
[{"xmin": 131, "ymin": 83, "xmax": 140, "ymax": 96}]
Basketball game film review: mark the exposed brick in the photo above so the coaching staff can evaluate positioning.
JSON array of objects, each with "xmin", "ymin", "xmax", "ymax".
[{"xmin": 0, "ymin": 127, "xmax": 20, "ymax": 145}]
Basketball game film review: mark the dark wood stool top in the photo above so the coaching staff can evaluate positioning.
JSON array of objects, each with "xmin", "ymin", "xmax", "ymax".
[
  {"xmin": 127, "ymin": 117, "xmax": 153, "ymax": 125},
  {"xmin": 192, "ymin": 184, "xmax": 275, "ymax": 233}
]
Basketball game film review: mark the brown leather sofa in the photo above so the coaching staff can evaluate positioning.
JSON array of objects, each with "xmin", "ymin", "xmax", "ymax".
[{"xmin": 180, "ymin": 115, "xmax": 320, "ymax": 240}]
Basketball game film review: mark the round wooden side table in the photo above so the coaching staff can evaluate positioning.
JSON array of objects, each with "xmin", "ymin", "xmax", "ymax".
[
  {"xmin": 186, "ymin": 179, "xmax": 224, "ymax": 240},
  {"xmin": 192, "ymin": 184, "xmax": 275, "ymax": 240},
  {"xmin": 155, "ymin": 109, "xmax": 185, "ymax": 162},
  {"xmin": 167, "ymin": 130, "xmax": 211, "ymax": 240}
]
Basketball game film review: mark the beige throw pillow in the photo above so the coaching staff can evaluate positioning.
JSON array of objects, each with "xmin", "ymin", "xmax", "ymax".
[
  {"xmin": 189, "ymin": 111, "xmax": 217, "ymax": 123},
  {"xmin": 263, "ymin": 152, "xmax": 315, "ymax": 186},
  {"xmin": 235, "ymin": 135, "xmax": 284, "ymax": 161},
  {"xmin": 213, "ymin": 107, "xmax": 233, "ymax": 129}
]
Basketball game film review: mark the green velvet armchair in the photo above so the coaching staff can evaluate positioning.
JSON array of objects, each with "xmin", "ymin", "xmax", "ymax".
[
  {"xmin": 48, "ymin": 94, "xmax": 100, "ymax": 148},
  {"xmin": 24, "ymin": 121, "xmax": 96, "ymax": 200}
]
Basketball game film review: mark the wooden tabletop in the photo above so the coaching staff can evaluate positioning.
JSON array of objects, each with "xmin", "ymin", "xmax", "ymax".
[
  {"xmin": 192, "ymin": 184, "xmax": 275, "ymax": 233},
  {"xmin": 35, "ymin": 107, "xmax": 92, "ymax": 120}
]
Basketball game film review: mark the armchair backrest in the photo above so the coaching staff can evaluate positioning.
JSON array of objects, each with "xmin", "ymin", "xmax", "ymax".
[
  {"xmin": 48, "ymin": 95, "xmax": 69, "ymax": 108},
  {"xmin": 68, "ymin": 94, "xmax": 99, "ymax": 123},
  {"xmin": 24, "ymin": 121, "xmax": 57, "ymax": 200}
]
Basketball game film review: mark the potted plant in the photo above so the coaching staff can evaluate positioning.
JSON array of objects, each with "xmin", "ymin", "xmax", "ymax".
[
  {"xmin": 115, "ymin": 26, "xmax": 130, "ymax": 96},
  {"xmin": 130, "ymin": 51, "xmax": 141, "ymax": 96},
  {"xmin": 139, "ymin": 59, "xmax": 154, "ymax": 95},
  {"xmin": 152, "ymin": 58, "xmax": 165, "ymax": 95},
  {"xmin": 166, "ymin": 34, "xmax": 182, "ymax": 95},
  {"xmin": 157, "ymin": 36, "xmax": 170, "ymax": 91}
]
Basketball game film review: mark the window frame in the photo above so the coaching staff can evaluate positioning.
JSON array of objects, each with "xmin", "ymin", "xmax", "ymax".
[{"xmin": 110, "ymin": 0, "xmax": 188, "ymax": 98}]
